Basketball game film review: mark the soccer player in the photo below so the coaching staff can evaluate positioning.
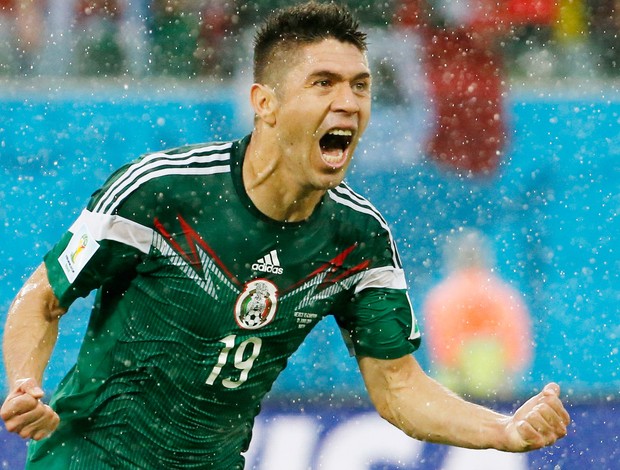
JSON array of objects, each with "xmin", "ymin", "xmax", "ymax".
[{"xmin": 1, "ymin": 2, "xmax": 569, "ymax": 469}]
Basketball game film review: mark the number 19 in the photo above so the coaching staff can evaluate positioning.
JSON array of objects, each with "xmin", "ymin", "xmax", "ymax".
[{"xmin": 206, "ymin": 335, "xmax": 262, "ymax": 389}]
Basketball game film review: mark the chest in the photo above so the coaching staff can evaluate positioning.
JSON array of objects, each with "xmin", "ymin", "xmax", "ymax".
[{"xmin": 135, "ymin": 190, "xmax": 371, "ymax": 340}]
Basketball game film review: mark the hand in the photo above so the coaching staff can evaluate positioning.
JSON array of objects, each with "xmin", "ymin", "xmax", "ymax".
[
  {"xmin": 1, "ymin": 378, "xmax": 59, "ymax": 440},
  {"xmin": 504, "ymin": 382, "xmax": 570, "ymax": 451}
]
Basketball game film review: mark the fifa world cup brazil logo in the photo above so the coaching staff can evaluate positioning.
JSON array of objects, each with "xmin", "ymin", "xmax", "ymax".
[
  {"xmin": 234, "ymin": 279, "xmax": 278, "ymax": 330},
  {"xmin": 71, "ymin": 234, "xmax": 89, "ymax": 263}
]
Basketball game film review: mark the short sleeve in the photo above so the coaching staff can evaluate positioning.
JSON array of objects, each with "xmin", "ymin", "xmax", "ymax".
[
  {"xmin": 44, "ymin": 209, "xmax": 153, "ymax": 308},
  {"xmin": 336, "ymin": 286, "xmax": 421, "ymax": 360}
]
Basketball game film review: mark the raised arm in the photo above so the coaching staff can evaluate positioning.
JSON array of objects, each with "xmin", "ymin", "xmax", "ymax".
[
  {"xmin": 1, "ymin": 263, "xmax": 65, "ymax": 440},
  {"xmin": 358, "ymin": 354, "xmax": 570, "ymax": 452}
]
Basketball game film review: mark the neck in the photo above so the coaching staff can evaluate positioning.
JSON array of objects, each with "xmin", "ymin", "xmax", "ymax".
[{"xmin": 243, "ymin": 133, "xmax": 324, "ymax": 223}]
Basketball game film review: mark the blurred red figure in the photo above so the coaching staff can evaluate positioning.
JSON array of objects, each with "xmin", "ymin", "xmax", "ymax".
[
  {"xmin": 423, "ymin": 230, "xmax": 533, "ymax": 398},
  {"xmin": 0, "ymin": 0, "xmax": 46, "ymax": 73},
  {"xmin": 394, "ymin": 0, "xmax": 556, "ymax": 175}
]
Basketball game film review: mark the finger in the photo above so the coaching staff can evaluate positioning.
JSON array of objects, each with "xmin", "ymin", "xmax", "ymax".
[
  {"xmin": 549, "ymin": 400, "xmax": 571, "ymax": 428},
  {"xmin": 542, "ymin": 382, "xmax": 561, "ymax": 397},
  {"xmin": 539, "ymin": 389, "xmax": 571, "ymax": 428},
  {"xmin": 31, "ymin": 427, "xmax": 55, "ymax": 441},
  {"xmin": 15, "ymin": 378, "xmax": 45, "ymax": 400},
  {"xmin": 1, "ymin": 393, "xmax": 40, "ymax": 421},
  {"xmin": 525, "ymin": 404, "xmax": 569, "ymax": 446},
  {"xmin": 527, "ymin": 384, "xmax": 570, "ymax": 427},
  {"xmin": 3, "ymin": 401, "xmax": 50, "ymax": 434},
  {"xmin": 543, "ymin": 402, "xmax": 570, "ymax": 433},
  {"xmin": 524, "ymin": 409, "xmax": 549, "ymax": 434},
  {"xmin": 19, "ymin": 405, "xmax": 59, "ymax": 440},
  {"xmin": 533, "ymin": 401, "xmax": 564, "ymax": 428},
  {"xmin": 518, "ymin": 417, "xmax": 562, "ymax": 450},
  {"xmin": 515, "ymin": 420, "xmax": 545, "ymax": 450}
]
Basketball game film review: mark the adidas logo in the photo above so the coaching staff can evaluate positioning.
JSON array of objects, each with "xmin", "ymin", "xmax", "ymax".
[{"xmin": 252, "ymin": 249, "xmax": 284, "ymax": 275}]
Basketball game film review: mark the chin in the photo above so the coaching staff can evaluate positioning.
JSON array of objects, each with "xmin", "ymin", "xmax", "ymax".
[{"xmin": 319, "ymin": 171, "xmax": 347, "ymax": 190}]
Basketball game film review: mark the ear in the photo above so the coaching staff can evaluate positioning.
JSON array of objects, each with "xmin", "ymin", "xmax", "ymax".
[{"xmin": 250, "ymin": 83, "xmax": 278, "ymax": 126}]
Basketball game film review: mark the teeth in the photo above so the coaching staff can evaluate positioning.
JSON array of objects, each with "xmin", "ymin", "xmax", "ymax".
[
  {"xmin": 323, "ymin": 149, "xmax": 344, "ymax": 164},
  {"xmin": 328, "ymin": 129, "xmax": 353, "ymax": 136}
]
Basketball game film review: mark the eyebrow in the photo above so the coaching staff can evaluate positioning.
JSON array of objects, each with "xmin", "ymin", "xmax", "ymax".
[{"xmin": 308, "ymin": 70, "xmax": 371, "ymax": 82}]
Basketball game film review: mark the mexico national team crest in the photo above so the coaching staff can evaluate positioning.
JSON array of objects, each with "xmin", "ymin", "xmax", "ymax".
[{"xmin": 234, "ymin": 279, "xmax": 278, "ymax": 330}]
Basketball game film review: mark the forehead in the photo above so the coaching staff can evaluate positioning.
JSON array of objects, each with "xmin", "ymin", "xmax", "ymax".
[{"xmin": 292, "ymin": 38, "xmax": 369, "ymax": 77}]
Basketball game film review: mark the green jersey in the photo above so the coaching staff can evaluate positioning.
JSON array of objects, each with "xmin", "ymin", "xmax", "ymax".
[{"xmin": 29, "ymin": 135, "xmax": 421, "ymax": 469}]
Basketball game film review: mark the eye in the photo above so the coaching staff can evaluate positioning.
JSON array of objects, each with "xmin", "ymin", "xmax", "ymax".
[
  {"xmin": 313, "ymin": 79, "xmax": 332, "ymax": 88},
  {"xmin": 353, "ymin": 81, "xmax": 370, "ymax": 93}
]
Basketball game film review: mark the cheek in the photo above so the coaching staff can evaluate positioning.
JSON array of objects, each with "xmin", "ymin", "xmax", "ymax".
[
  {"xmin": 279, "ymin": 115, "xmax": 319, "ymax": 144},
  {"xmin": 360, "ymin": 102, "xmax": 371, "ymax": 127}
]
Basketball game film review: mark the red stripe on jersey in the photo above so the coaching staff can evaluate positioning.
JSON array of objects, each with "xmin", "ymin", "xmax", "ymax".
[
  {"xmin": 285, "ymin": 243, "xmax": 369, "ymax": 294},
  {"xmin": 154, "ymin": 215, "xmax": 241, "ymax": 286}
]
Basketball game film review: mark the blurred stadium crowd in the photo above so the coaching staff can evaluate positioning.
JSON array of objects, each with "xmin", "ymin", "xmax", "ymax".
[{"xmin": 0, "ymin": 0, "xmax": 618, "ymax": 81}]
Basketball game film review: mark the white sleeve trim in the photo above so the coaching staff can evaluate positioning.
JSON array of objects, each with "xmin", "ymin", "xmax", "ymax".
[
  {"xmin": 354, "ymin": 266, "xmax": 407, "ymax": 294},
  {"xmin": 68, "ymin": 209, "xmax": 154, "ymax": 254}
]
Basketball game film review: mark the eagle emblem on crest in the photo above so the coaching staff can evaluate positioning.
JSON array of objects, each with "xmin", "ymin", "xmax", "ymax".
[{"xmin": 234, "ymin": 279, "xmax": 278, "ymax": 329}]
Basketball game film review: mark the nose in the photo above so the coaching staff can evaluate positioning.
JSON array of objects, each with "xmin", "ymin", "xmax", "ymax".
[{"xmin": 331, "ymin": 83, "xmax": 361, "ymax": 114}]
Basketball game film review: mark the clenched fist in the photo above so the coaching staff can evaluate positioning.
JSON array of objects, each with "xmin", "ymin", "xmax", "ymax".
[
  {"xmin": 1, "ymin": 378, "xmax": 59, "ymax": 441},
  {"xmin": 504, "ymin": 383, "xmax": 571, "ymax": 451}
]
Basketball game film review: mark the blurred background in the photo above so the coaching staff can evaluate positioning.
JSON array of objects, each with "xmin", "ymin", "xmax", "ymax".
[{"xmin": 0, "ymin": 0, "xmax": 618, "ymax": 468}]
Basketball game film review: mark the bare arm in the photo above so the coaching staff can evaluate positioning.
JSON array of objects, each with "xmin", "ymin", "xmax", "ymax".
[
  {"xmin": 1, "ymin": 263, "xmax": 65, "ymax": 440},
  {"xmin": 358, "ymin": 354, "xmax": 570, "ymax": 452}
]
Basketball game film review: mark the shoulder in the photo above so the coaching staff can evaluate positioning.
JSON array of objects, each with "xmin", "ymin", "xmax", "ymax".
[
  {"xmin": 159, "ymin": 140, "xmax": 235, "ymax": 158},
  {"xmin": 326, "ymin": 182, "xmax": 403, "ymax": 269},
  {"xmin": 326, "ymin": 182, "xmax": 390, "ymax": 232},
  {"xmin": 88, "ymin": 140, "xmax": 236, "ymax": 216}
]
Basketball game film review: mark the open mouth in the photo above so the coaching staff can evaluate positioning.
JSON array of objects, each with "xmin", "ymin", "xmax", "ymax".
[{"xmin": 319, "ymin": 129, "xmax": 353, "ymax": 167}]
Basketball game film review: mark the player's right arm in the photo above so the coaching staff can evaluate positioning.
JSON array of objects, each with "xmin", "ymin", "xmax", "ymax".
[{"xmin": 1, "ymin": 263, "xmax": 65, "ymax": 440}]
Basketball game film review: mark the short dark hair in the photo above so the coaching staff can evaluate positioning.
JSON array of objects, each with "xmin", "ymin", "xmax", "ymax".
[{"xmin": 253, "ymin": 1, "xmax": 367, "ymax": 85}]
